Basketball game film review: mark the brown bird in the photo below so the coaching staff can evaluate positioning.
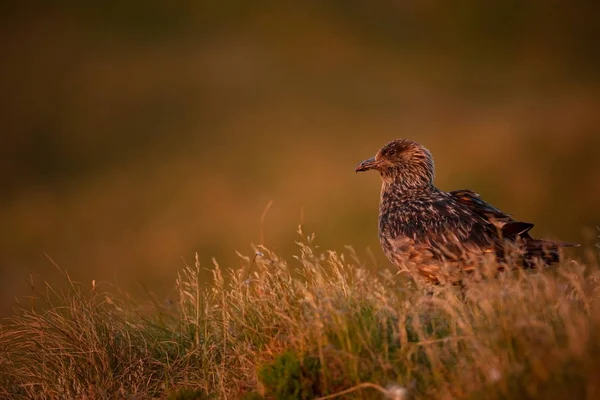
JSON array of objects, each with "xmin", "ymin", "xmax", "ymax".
[{"xmin": 356, "ymin": 139, "xmax": 577, "ymax": 284}]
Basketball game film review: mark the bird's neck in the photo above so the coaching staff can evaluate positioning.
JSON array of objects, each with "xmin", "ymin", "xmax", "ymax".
[
  {"xmin": 380, "ymin": 177, "xmax": 435, "ymax": 197},
  {"xmin": 379, "ymin": 179, "xmax": 436, "ymax": 210}
]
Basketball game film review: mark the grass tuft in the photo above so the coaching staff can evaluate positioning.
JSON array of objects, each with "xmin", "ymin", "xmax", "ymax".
[{"xmin": 1, "ymin": 231, "xmax": 599, "ymax": 399}]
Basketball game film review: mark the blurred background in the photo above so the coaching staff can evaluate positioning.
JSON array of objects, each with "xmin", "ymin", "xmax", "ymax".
[{"xmin": 1, "ymin": 1, "xmax": 599, "ymax": 317}]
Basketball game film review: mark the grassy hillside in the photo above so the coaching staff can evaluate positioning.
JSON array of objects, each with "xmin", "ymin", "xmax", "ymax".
[{"xmin": 1, "ymin": 230, "xmax": 598, "ymax": 399}]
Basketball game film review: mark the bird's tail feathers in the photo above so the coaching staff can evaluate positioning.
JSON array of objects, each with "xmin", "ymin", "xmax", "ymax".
[
  {"xmin": 525, "ymin": 238, "xmax": 579, "ymax": 249},
  {"xmin": 520, "ymin": 238, "xmax": 579, "ymax": 266}
]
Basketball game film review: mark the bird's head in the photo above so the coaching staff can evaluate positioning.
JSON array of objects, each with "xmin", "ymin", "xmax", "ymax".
[{"xmin": 355, "ymin": 139, "xmax": 435, "ymax": 188}]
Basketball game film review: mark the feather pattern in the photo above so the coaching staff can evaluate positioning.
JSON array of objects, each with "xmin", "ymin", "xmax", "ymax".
[{"xmin": 356, "ymin": 139, "xmax": 577, "ymax": 284}]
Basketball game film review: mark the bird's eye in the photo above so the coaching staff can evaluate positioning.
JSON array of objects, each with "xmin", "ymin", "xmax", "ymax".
[{"xmin": 387, "ymin": 149, "xmax": 396, "ymax": 156}]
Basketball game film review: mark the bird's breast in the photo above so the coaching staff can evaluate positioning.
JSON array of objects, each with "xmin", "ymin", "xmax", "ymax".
[{"xmin": 378, "ymin": 201, "xmax": 434, "ymax": 243}]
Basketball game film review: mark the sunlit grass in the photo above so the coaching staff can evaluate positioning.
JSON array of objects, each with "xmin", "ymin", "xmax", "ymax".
[{"xmin": 1, "ymin": 229, "xmax": 598, "ymax": 399}]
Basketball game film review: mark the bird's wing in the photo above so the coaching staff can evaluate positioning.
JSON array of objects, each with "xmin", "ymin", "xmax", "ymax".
[
  {"xmin": 449, "ymin": 189, "xmax": 514, "ymax": 224},
  {"xmin": 449, "ymin": 189, "xmax": 534, "ymax": 240},
  {"xmin": 450, "ymin": 189, "xmax": 578, "ymax": 265}
]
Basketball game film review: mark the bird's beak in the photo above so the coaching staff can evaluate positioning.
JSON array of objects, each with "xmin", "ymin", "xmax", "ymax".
[{"xmin": 355, "ymin": 157, "xmax": 379, "ymax": 173}]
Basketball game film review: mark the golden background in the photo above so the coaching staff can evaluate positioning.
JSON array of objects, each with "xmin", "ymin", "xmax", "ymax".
[{"xmin": 1, "ymin": 1, "xmax": 599, "ymax": 316}]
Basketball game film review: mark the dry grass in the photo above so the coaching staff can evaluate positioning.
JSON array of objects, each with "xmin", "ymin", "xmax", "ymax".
[{"xmin": 1, "ymin": 229, "xmax": 599, "ymax": 399}]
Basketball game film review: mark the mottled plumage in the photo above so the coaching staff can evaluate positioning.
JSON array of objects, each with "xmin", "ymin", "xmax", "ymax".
[{"xmin": 356, "ymin": 139, "xmax": 577, "ymax": 284}]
